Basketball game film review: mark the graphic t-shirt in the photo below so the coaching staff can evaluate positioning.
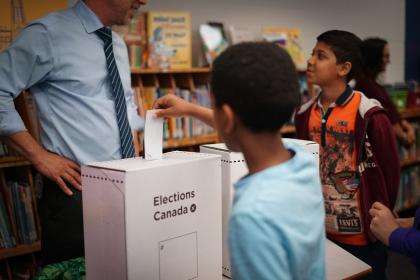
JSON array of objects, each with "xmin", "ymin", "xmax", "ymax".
[{"xmin": 309, "ymin": 91, "xmax": 368, "ymax": 246}]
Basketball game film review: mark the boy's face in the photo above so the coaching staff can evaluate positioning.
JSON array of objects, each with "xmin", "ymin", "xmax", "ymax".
[
  {"xmin": 211, "ymin": 94, "xmax": 241, "ymax": 152},
  {"xmin": 307, "ymin": 41, "xmax": 350, "ymax": 87}
]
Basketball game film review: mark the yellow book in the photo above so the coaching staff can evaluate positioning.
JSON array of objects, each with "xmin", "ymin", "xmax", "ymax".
[{"xmin": 147, "ymin": 11, "xmax": 192, "ymax": 70}]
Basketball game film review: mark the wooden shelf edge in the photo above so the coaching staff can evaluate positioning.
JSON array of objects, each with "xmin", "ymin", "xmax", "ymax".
[
  {"xmin": 131, "ymin": 67, "xmax": 210, "ymax": 74},
  {"xmin": 400, "ymin": 156, "xmax": 420, "ymax": 168},
  {"xmin": 396, "ymin": 201, "xmax": 420, "ymax": 213},
  {"xmin": 0, "ymin": 241, "xmax": 41, "ymax": 260},
  {"xmin": 400, "ymin": 107, "xmax": 420, "ymax": 119},
  {"xmin": 164, "ymin": 134, "xmax": 218, "ymax": 149},
  {"xmin": 0, "ymin": 157, "xmax": 30, "ymax": 168},
  {"xmin": 162, "ymin": 125, "xmax": 295, "ymax": 149}
]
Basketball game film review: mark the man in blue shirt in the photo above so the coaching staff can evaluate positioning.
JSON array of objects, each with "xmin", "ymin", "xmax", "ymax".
[{"xmin": 0, "ymin": 0, "xmax": 146, "ymax": 264}]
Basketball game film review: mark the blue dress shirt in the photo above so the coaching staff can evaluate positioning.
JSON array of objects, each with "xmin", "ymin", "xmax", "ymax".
[{"xmin": 0, "ymin": 0, "xmax": 144, "ymax": 164}]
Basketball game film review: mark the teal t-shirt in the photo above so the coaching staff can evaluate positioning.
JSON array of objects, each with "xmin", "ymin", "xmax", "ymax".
[{"xmin": 229, "ymin": 143, "xmax": 326, "ymax": 280}]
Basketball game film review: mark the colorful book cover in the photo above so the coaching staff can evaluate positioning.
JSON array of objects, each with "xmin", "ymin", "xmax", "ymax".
[
  {"xmin": 199, "ymin": 23, "xmax": 229, "ymax": 65},
  {"xmin": 147, "ymin": 11, "xmax": 192, "ymax": 69},
  {"xmin": 228, "ymin": 25, "xmax": 256, "ymax": 44},
  {"xmin": 262, "ymin": 27, "xmax": 306, "ymax": 70}
]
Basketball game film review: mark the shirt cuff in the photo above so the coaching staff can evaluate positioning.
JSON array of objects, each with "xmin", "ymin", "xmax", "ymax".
[
  {"xmin": 389, "ymin": 227, "xmax": 411, "ymax": 254},
  {"xmin": 0, "ymin": 110, "xmax": 27, "ymax": 136}
]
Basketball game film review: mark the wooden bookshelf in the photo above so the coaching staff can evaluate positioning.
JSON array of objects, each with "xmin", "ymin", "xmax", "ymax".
[
  {"xmin": 164, "ymin": 133, "xmax": 218, "ymax": 149},
  {"xmin": 0, "ymin": 157, "xmax": 30, "ymax": 169},
  {"xmin": 132, "ymin": 67, "xmax": 308, "ymax": 75},
  {"xmin": 131, "ymin": 67, "xmax": 210, "ymax": 75},
  {"xmin": 400, "ymin": 150, "xmax": 420, "ymax": 168},
  {"xmin": 400, "ymin": 107, "xmax": 420, "ymax": 119},
  {"xmin": 0, "ymin": 241, "xmax": 40, "ymax": 261}
]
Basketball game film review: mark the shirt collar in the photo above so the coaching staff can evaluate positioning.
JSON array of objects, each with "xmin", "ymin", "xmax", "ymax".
[
  {"xmin": 316, "ymin": 85, "xmax": 354, "ymax": 110},
  {"xmin": 73, "ymin": 0, "xmax": 104, "ymax": 34}
]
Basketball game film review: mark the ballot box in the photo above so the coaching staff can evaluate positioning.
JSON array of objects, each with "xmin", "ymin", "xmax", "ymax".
[{"xmin": 82, "ymin": 151, "xmax": 222, "ymax": 280}]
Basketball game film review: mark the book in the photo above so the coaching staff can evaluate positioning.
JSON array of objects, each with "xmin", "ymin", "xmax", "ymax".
[
  {"xmin": 199, "ymin": 23, "xmax": 229, "ymax": 65},
  {"xmin": 0, "ymin": 192, "xmax": 15, "ymax": 248},
  {"xmin": 262, "ymin": 27, "xmax": 306, "ymax": 70},
  {"xmin": 147, "ymin": 11, "xmax": 192, "ymax": 69},
  {"xmin": 113, "ymin": 12, "xmax": 148, "ymax": 69},
  {"xmin": 228, "ymin": 26, "xmax": 257, "ymax": 44}
]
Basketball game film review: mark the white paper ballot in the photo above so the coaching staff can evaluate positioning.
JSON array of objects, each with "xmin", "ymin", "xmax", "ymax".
[{"xmin": 144, "ymin": 110, "xmax": 164, "ymax": 160}]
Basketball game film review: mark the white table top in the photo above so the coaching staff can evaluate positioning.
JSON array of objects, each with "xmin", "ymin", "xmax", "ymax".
[{"xmin": 223, "ymin": 239, "xmax": 371, "ymax": 280}]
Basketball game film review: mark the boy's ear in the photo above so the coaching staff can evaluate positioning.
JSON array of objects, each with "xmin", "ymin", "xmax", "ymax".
[
  {"xmin": 338, "ymin": 61, "xmax": 352, "ymax": 79},
  {"xmin": 220, "ymin": 104, "xmax": 235, "ymax": 134}
]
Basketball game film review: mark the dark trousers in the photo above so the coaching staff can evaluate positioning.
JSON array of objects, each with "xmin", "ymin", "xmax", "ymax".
[
  {"xmin": 40, "ymin": 177, "xmax": 84, "ymax": 265},
  {"xmin": 335, "ymin": 241, "xmax": 388, "ymax": 280}
]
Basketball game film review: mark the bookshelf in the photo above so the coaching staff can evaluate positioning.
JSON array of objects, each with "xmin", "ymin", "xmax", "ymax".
[
  {"xmin": 395, "ymin": 106, "xmax": 420, "ymax": 213},
  {"xmin": 131, "ymin": 67, "xmax": 210, "ymax": 74},
  {"xmin": 400, "ymin": 107, "xmax": 420, "ymax": 119},
  {"xmin": 0, "ymin": 93, "xmax": 41, "ymax": 279},
  {"xmin": 0, "ymin": 158, "xmax": 31, "ymax": 169},
  {"xmin": 0, "ymin": 241, "xmax": 40, "ymax": 261},
  {"xmin": 131, "ymin": 68, "xmax": 299, "ymax": 152},
  {"xmin": 0, "ymin": 165, "xmax": 41, "ymax": 279}
]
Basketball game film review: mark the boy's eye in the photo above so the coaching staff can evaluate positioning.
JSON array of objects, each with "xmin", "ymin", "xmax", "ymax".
[{"xmin": 318, "ymin": 53, "xmax": 326, "ymax": 59}]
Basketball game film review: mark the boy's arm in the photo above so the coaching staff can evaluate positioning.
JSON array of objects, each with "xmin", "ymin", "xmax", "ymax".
[
  {"xmin": 367, "ymin": 112, "xmax": 400, "ymax": 209},
  {"xmin": 229, "ymin": 213, "xmax": 291, "ymax": 280},
  {"xmin": 154, "ymin": 94, "xmax": 215, "ymax": 127}
]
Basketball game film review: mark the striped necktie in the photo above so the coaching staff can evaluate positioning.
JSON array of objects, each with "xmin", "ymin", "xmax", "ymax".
[{"xmin": 95, "ymin": 27, "xmax": 135, "ymax": 158}]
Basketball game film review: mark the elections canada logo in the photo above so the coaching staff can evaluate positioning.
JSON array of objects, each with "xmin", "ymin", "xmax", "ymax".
[{"xmin": 153, "ymin": 191, "xmax": 197, "ymax": 221}]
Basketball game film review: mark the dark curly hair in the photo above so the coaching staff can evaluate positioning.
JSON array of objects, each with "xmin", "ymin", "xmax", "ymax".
[
  {"xmin": 360, "ymin": 38, "xmax": 388, "ymax": 80},
  {"xmin": 317, "ymin": 30, "xmax": 363, "ymax": 82},
  {"xmin": 211, "ymin": 42, "xmax": 300, "ymax": 133}
]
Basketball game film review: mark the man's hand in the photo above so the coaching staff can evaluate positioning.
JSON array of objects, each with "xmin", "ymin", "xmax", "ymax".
[
  {"xmin": 33, "ymin": 150, "xmax": 81, "ymax": 196},
  {"xmin": 369, "ymin": 202, "xmax": 399, "ymax": 246},
  {"xmin": 153, "ymin": 94, "xmax": 194, "ymax": 118}
]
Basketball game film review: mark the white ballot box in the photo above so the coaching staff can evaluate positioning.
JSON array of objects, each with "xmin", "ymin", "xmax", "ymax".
[
  {"xmin": 82, "ymin": 151, "xmax": 222, "ymax": 280},
  {"xmin": 200, "ymin": 138, "xmax": 319, "ymax": 277}
]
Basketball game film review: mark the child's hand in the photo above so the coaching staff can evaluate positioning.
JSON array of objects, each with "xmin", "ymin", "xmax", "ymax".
[
  {"xmin": 369, "ymin": 202, "xmax": 399, "ymax": 246},
  {"xmin": 153, "ymin": 94, "xmax": 192, "ymax": 118}
]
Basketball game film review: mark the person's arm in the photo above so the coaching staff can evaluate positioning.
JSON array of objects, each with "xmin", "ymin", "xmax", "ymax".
[
  {"xmin": 389, "ymin": 227, "xmax": 420, "ymax": 262},
  {"xmin": 229, "ymin": 212, "xmax": 291, "ymax": 280},
  {"xmin": 5, "ymin": 132, "xmax": 81, "ymax": 195},
  {"xmin": 153, "ymin": 94, "xmax": 215, "ymax": 127},
  {"xmin": 0, "ymin": 23, "xmax": 81, "ymax": 195},
  {"xmin": 370, "ymin": 203, "xmax": 420, "ymax": 262},
  {"xmin": 368, "ymin": 113, "xmax": 400, "ymax": 209}
]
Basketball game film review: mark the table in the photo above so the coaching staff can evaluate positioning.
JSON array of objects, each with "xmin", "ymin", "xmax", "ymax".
[{"xmin": 222, "ymin": 239, "xmax": 372, "ymax": 280}]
